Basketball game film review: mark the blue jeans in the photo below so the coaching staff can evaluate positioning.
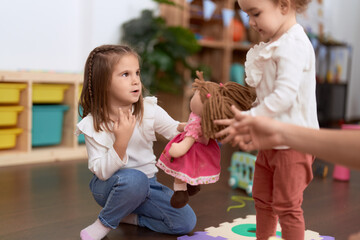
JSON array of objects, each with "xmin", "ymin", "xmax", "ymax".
[{"xmin": 89, "ymin": 168, "xmax": 196, "ymax": 235}]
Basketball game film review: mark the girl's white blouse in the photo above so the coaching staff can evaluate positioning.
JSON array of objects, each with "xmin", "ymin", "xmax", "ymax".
[
  {"xmin": 76, "ymin": 97, "xmax": 180, "ymax": 181},
  {"xmin": 244, "ymin": 24, "xmax": 319, "ymax": 130}
]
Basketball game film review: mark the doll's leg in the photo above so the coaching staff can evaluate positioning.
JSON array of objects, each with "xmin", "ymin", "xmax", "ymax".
[
  {"xmin": 171, "ymin": 178, "xmax": 189, "ymax": 208},
  {"xmin": 134, "ymin": 176, "xmax": 196, "ymax": 235},
  {"xmin": 187, "ymin": 183, "xmax": 201, "ymax": 196}
]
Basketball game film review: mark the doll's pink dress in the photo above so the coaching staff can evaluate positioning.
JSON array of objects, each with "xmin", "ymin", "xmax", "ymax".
[{"xmin": 156, "ymin": 112, "xmax": 221, "ymax": 185}]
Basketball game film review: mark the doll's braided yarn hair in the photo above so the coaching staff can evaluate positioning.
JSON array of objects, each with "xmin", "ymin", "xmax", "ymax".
[{"xmin": 192, "ymin": 71, "xmax": 256, "ymax": 140}]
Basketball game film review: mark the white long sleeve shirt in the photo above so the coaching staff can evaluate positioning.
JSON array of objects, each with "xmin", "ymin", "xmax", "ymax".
[
  {"xmin": 244, "ymin": 24, "xmax": 319, "ymax": 130},
  {"xmin": 76, "ymin": 97, "xmax": 180, "ymax": 181}
]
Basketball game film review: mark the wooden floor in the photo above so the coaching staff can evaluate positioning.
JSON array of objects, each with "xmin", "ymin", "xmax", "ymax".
[{"xmin": 0, "ymin": 140, "xmax": 359, "ymax": 240}]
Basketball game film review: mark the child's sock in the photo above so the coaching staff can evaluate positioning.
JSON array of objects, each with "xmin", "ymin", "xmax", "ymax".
[
  {"xmin": 120, "ymin": 213, "xmax": 138, "ymax": 225},
  {"xmin": 80, "ymin": 218, "xmax": 111, "ymax": 240}
]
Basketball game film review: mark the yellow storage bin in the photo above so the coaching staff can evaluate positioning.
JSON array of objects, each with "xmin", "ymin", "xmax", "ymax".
[
  {"xmin": 0, "ymin": 106, "xmax": 24, "ymax": 126},
  {"xmin": 32, "ymin": 84, "xmax": 69, "ymax": 103},
  {"xmin": 0, "ymin": 83, "xmax": 27, "ymax": 104},
  {"xmin": 0, "ymin": 128, "xmax": 23, "ymax": 149},
  {"xmin": 78, "ymin": 84, "xmax": 83, "ymax": 100}
]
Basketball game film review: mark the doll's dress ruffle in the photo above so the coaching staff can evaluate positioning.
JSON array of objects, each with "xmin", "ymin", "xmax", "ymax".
[
  {"xmin": 156, "ymin": 113, "xmax": 221, "ymax": 185},
  {"xmin": 245, "ymin": 40, "xmax": 280, "ymax": 87}
]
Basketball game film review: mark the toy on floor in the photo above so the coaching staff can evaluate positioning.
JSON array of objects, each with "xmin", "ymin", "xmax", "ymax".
[
  {"xmin": 226, "ymin": 195, "xmax": 254, "ymax": 212},
  {"xmin": 178, "ymin": 231, "xmax": 227, "ymax": 240},
  {"xmin": 228, "ymin": 151, "xmax": 256, "ymax": 196},
  {"xmin": 312, "ymin": 159, "xmax": 329, "ymax": 178},
  {"xmin": 178, "ymin": 215, "xmax": 334, "ymax": 240}
]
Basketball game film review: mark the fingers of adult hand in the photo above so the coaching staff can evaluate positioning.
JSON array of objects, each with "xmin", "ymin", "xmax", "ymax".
[
  {"xmin": 215, "ymin": 126, "xmax": 230, "ymax": 139},
  {"xmin": 214, "ymin": 118, "xmax": 233, "ymax": 126},
  {"xmin": 219, "ymin": 131, "xmax": 236, "ymax": 144},
  {"xmin": 230, "ymin": 105, "xmax": 242, "ymax": 116},
  {"xmin": 238, "ymin": 141, "xmax": 255, "ymax": 152}
]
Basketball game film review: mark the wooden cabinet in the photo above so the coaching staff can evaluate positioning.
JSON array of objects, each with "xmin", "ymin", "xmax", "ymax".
[
  {"xmin": 161, "ymin": 0, "xmax": 258, "ymax": 83},
  {"xmin": 160, "ymin": 0, "xmax": 258, "ymax": 119},
  {"xmin": 0, "ymin": 71, "xmax": 87, "ymax": 167},
  {"xmin": 314, "ymin": 42, "xmax": 352, "ymax": 127}
]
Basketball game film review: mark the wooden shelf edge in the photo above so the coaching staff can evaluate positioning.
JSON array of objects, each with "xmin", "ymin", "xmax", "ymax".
[
  {"xmin": 0, "ymin": 71, "xmax": 83, "ymax": 84},
  {"xmin": 0, "ymin": 146, "xmax": 88, "ymax": 167}
]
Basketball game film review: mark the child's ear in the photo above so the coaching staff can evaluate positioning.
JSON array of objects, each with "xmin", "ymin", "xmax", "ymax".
[{"xmin": 280, "ymin": 0, "xmax": 290, "ymax": 14}]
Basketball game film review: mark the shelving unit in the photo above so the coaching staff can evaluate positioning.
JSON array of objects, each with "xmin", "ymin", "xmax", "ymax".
[
  {"xmin": 314, "ymin": 42, "xmax": 352, "ymax": 127},
  {"xmin": 160, "ymin": 0, "xmax": 259, "ymax": 84},
  {"xmin": 160, "ymin": 0, "xmax": 259, "ymax": 119},
  {"xmin": 0, "ymin": 71, "xmax": 87, "ymax": 167}
]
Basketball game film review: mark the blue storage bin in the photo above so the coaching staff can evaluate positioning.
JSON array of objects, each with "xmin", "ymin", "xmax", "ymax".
[
  {"xmin": 78, "ymin": 106, "xmax": 85, "ymax": 144},
  {"xmin": 32, "ymin": 105, "xmax": 69, "ymax": 147}
]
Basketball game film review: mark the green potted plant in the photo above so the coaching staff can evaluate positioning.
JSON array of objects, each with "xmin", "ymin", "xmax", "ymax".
[{"xmin": 120, "ymin": 0, "xmax": 203, "ymax": 94}]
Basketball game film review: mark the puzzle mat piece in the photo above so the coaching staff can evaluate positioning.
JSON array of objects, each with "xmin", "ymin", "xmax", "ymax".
[
  {"xmin": 177, "ymin": 231, "xmax": 227, "ymax": 240},
  {"xmin": 205, "ymin": 215, "xmax": 326, "ymax": 240},
  {"xmin": 320, "ymin": 237, "xmax": 335, "ymax": 240}
]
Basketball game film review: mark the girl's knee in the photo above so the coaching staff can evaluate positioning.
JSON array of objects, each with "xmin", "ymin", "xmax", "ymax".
[
  {"xmin": 114, "ymin": 169, "xmax": 149, "ymax": 199},
  {"xmin": 171, "ymin": 206, "xmax": 197, "ymax": 234}
]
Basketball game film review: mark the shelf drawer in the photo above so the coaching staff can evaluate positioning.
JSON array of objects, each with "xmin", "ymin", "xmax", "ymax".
[
  {"xmin": 32, "ymin": 84, "xmax": 69, "ymax": 103},
  {"xmin": 0, "ymin": 83, "xmax": 27, "ymax": 104},
  {"xmin": 0, "ymin": 128, "xmax": 23, "ymax": 149},
  {"xmin": 32, "ymin": 105, "xmax": 69, "ymax": 146},
  {"xmin": 0, "ymin": 106, "xmax": 24, "ymax": 127}
]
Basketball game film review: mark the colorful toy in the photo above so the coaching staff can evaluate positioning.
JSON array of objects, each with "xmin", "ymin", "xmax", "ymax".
[
  {"xmin": 178, "ymin": 215, "xmax": 334, "ymax": 239},
  {"xmin": 199, "ymin": 215, "xmax": 332, "ymax": 240},
  {"xmin": 178, "ymin": 231, "xmax": 227, "ymax": 240},
  {"xmin": 228, "ymin": 151, "xmax": 256, "ymax": 196}
]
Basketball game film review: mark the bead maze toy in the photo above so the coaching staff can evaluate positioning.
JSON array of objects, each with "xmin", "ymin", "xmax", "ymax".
[
  {"xmin": 178, "ymin": 215, "xmax": 335, "ymax": 240},
  {"xmin": 228, "ymin": 152, "xmax": 256, "ymax": 196}
]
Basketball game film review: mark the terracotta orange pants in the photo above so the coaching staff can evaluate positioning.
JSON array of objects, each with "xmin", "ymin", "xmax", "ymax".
[{"xmin": 252, "ymin": 149, "xmax": 314, "ymax": 240}]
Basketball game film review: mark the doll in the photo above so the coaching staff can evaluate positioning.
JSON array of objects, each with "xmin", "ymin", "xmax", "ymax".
[{"xmin": 156, "ymin": 71, "xmax": 256, "ymax": 208}]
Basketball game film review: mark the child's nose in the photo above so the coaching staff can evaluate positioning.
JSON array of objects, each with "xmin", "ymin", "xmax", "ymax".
[
  {"xmin": 249, "ymin": 18, "xmax": 256, "ymax": 28},
  {"xmin": 132, "ymin": 77, "xmax": 140, "ymax": 85}
]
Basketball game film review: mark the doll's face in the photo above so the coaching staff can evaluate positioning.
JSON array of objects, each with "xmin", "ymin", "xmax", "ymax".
[{"xmin": 190, "ymin": 90, "xmax": 203, "ymax": 116}]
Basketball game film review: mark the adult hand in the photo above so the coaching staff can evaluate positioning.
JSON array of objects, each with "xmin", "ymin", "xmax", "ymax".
[{"xmin": 215, "ymin": 105, "xmax": 284, "ymax": 151}]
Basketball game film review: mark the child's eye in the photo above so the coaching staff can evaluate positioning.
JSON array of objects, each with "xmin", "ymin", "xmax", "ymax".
[
  {"xmin": 122, "ymin": 72, "xmax": 129, "ymax": 77},
  {"xmin": 136, "ymin": 70, "xmax": 140, "ymax": 76},
  {"xmin": 253, "ymin": 12, "xmax": 260, "ymax": 17}
]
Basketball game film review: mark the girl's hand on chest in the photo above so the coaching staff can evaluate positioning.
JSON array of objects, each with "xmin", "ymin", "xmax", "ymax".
[{"xmin": 113, "ymin": 108, "xmax": 136, "ymax": 143}]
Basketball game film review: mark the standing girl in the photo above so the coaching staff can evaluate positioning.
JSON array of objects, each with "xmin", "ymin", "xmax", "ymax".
[
  {"xmin": 77, "ymin": 44, "xmax": 196, "ymax": 240},
  {"xmin": 215, "ymin": 0, "xmax": 318, "ymax": 239}
]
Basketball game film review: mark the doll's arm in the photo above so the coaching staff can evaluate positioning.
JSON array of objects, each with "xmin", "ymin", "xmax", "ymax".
[
  {"xmin": 169, "ymin": 136, "xmax": 196, "ymax": 158},
  {"xmin": 177, "ymin": 122, "xmax": 187, "ymax": 132}
]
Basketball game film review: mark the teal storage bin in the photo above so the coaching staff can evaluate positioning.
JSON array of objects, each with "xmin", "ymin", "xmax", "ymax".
[
  {"xmin": 32, "ymin": 105, "xmax": 69, "ymax": 147},
  {"xmin": 78, "ymin": 106, "xmax": 85, "ymax": 144}
]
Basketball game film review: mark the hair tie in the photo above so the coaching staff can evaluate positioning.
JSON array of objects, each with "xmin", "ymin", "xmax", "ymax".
[
  {"xmin": 219, "ymin": 83, "xmax": 224, "ymax": 87},
  {"xmin": 206, "ymin": 93, "xmax": 211, "ymax": 98}
]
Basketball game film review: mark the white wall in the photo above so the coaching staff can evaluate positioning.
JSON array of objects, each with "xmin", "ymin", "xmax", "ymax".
[{"xmin": 0, "ymin": 0, "xmax": 157, "ymax": 73}]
